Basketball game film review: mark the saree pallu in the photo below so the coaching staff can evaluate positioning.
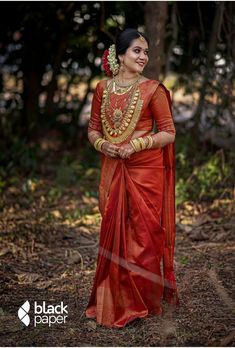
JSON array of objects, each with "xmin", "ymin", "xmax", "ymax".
[{"xmin": 85, "ymin": 136, "xmax": 179, "ymax": 328}]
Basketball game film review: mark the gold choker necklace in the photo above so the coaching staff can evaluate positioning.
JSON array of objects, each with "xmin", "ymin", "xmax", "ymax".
[
  {"xmin": 114, "ymin": 76, "xmax": 140, "ymax": 88},
  {"xmin": 113, "ymin": 76, "xmax": 140, "ymax": 95}
]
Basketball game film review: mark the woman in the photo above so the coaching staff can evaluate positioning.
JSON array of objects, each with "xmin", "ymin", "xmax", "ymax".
[{"xmin": 85, "ymin": 28, "xmax": 180, "ymax": 328}]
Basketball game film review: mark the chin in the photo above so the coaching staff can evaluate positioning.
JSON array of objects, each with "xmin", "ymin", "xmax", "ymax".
[
  {"xmin": 137, "ymin": 68, "xmax": 144, "ymax": 74},
  {"xmin": 137, "ymin": 65, "xmax": 145, "ymax": 72},
  {"xmin": 132, "ymin": 68, "xmax": 143, "ymax": 74}
]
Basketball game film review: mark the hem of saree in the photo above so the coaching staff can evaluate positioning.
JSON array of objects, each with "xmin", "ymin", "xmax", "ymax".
[{"xmin": 85, "ymin": 307, "xmax": 162, "ymax": 329}]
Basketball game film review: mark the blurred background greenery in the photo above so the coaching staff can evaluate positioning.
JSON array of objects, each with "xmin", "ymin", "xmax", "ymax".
[{"xmin": 0, "ymin": 1, "xmax": 234, "ymax": 212}]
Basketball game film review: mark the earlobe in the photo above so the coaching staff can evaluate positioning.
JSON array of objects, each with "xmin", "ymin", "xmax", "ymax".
[{"xmin": 118, "ymin": 55, "xmax": 123, "ymax": 64}]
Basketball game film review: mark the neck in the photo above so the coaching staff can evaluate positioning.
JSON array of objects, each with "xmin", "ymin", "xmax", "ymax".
[{"xmin": 116, "ymin": 71, "xmax": 140, "ymax": 83}]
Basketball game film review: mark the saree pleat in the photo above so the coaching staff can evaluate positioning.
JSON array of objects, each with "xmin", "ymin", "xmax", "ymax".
[{"xmin": 86, "ymin": 148, "xmax": 169, "ymax": 328}]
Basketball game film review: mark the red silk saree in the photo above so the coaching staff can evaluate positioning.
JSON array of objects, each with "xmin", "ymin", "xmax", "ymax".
[{"xmin": 85, "ymin": 79, "xmax": 180, "ymax": 328}]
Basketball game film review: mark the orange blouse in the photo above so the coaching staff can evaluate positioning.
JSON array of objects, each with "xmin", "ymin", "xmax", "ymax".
[{"xmin": 88, "ymin": 79, "xmax": 176, "ymax": 135}]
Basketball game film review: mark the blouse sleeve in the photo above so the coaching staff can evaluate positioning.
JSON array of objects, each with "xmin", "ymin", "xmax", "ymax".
[
  {"xmin": 149, "ymin": 84, "xmax": 176, "ymax": 135},
  {"xmin": 88, "ymin": 81, "xmax": 104, "ymax": 132}
]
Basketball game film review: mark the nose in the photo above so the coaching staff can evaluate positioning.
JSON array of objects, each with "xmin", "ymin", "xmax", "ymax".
[{"xmin": 139, "ymin": 50, "xmax": 146, "ymax": 60}]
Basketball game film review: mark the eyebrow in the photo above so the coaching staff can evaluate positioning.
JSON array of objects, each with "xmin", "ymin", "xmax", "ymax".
[{"xmin": 132, "ymin": 46, "xmax": 149, "ymax": 50}]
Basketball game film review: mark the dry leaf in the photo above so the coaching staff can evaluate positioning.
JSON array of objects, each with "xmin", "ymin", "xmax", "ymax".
[
  {"xmin": 85, "ymin": 320, "xmax": 97, "ymax": 331},
  {"xmin": 192, "ymin": 214, "xmax": 212, "ymax": 226},
  {"xmin": 36, "ymin": 280, "xmax": 53, "ymax": 290},
  {"xmin": 17, "ymin": 273, "xmax": 40, "ymax": 283},
  {"xmin": 0, "ymin": 248, "xmax": 11, "ymax": 257},
  {"xmin": 51, "ymin": 210, "xmax": 62, "ymax": 218}
]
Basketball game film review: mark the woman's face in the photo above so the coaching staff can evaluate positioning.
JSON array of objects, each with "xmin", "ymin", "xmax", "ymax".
[{"xmin": 119, "ymin": 37, "xmax": 149, "ymax": 75}]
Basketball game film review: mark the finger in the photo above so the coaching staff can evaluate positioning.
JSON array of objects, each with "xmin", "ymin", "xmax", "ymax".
[{"xmin": 110, "ymin": 152, "xmax": 118, "ymax": 157}]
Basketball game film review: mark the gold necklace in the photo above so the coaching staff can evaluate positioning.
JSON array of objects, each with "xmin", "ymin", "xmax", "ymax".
[
  {"xmin": 100, "ymin": 79, "xmax": 143, "ymax": 143},
  {"xmin": 114, "ymin": 75, "xmax": 140, "ymax": 87},
  {"xmin": 108, "ymin": 84, "xmax": 134, "ymax": 129},
  {"xmin": 113, "ymin": 76, "xmax": 140, "ymax": 95}
]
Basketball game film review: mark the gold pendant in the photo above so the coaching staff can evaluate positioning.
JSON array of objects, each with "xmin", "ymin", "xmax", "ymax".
[
  {"xmin": 113, "ymin": 108, "xmax": 123, "ymax": 120},
  {"xmin": 113, "ymin": 108, "xmax": 123, "ymax": 129}
]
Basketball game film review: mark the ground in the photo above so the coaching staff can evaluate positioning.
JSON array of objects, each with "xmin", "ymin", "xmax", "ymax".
[{"xmin": 0, "ymin": 143, "xmax": 234, "ymax": 347}]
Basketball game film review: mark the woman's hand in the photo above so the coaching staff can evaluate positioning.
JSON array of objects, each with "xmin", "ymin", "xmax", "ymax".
[
  {"xmin": 118, "ymin": 143, "xmax": 135, "ymax": 159},
  {"xmin": 101, "ymin": 141, "xmax": 120, "ymax": 158}
]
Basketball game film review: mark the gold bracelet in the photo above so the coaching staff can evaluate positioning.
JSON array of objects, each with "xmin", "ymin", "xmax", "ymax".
[
  {"xmin": 130, "ymin": 139, "xmax": 138, "ymax": 152},
  {"xmin": 139, "ymin": 137, "xmax": 147, "ymax": 150},
  {"xmin": 146, "ymin": 135, "xmax": 154, "ymax": 149},
  {"xmin": 149, "ymin": 135, "xmax": 154, "ymax": 148},
  {"xmin": 133, "ymin": 138, "xmax": 142, "ymax": 152},
  {"xmin": 94, "ymin": 138, "xmax": 107, "ymax": 152},
  {"xmin": 97, "ymin": 139, "xmax": 107, "ymax": 152},
  {"xmin": 94, "ymin": 138, "xmax": 103, "ymax": 150},
  {"xmin": 130, "ymin": 137, "xmax": 148, "ymax": 152},
  {"xmin": 146, "ymin": 135, "xmax": 153, "ymax": 149}
]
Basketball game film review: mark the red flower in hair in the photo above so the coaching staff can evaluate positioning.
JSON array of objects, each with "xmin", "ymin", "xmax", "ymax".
[{"xmin": 101, "ymin": 49, "xmax": 113, "ymax": 77}]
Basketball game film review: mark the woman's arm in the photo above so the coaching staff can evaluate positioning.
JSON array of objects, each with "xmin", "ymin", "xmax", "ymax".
[
  {"xmin": 87, "ymin": 83, "xmax": 107, "ymax": 150},
  {"xmin": 88, "ymin": 129, "xmax": 103, "ymax": 146},
  {"xmin": 150, "ymin": 131, "xmax": 175, "ymax": 148},
  {"xmin": 88, "ymin": 81, "xmax": 119, "ymax": 157},
  {"xmin": 149, "ymin": 84, "xmax": 176, "ymax": 148},
  {"xmin": 87, "ymin": 81, "xmax": 103, "ymax": 138}
]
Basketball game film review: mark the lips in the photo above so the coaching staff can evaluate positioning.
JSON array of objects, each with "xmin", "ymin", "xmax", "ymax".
[{"xmin": 137, "ymin": 62, "xmax": 145, "ymax": 67}]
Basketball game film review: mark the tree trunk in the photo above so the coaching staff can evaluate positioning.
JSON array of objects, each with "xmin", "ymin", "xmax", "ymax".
[
  {"xmin": 44, "ymin": 3, "xmax": 75, "ymax": 117},
  {"xmin": 22, "ymin": 68, "xmax": 43, "ymax": 132},
  {"xmin": 144, "ymin": 2, "xmax": 168, "ymax": 80},
  {"xmin": 192, "ymin": 2, "xmax": 225, "ymax": 135},
  {"xmin": 165, "ymin": 2, "xmax": 178, "ymax": 76},
  {"xmin": 44, "ymin": 32, "xmax": 69, "ymax": 117},
  {"xmin": 21, "ymin": 24, "xmax": 45, "ymax": 135}
]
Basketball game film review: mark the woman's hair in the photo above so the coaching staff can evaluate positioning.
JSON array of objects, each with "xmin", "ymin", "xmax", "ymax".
[{"xmin": 115, "ymin": 28, "xmax": 149, "ymax": 61}]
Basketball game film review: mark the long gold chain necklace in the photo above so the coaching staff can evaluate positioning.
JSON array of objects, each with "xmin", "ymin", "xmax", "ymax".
[
  {"xmin": 107, "ymin": 79, "xmax": 139, "ymax": 131},
  {"xmin": 100, "ymin": 79, "xmax": 140, "ymax": 138},
  {"xmin": 107, "ymin": 83, "xmax": 135, "ymax": 129}
]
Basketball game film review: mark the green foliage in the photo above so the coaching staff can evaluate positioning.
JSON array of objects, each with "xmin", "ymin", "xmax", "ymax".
[
  {"xmin": 176, "ymin": 178, "xmax": 190, "ymax": 206},
  {"xmin": 47, "ymin": 187, "xmax": 63, "ymax": 203},
  {"xmin": 0, "ymin": 167, "xmax": 7, "ymax": 194},
  {"xmin": 179, "ymin": 255, "xmax": 189, "ymax": 265},
  {"xmin": 193, "ymin": 154, "xmax": 230, "ymax": 199},
  {"xmin": 54, "ymin": 147, "xmax": 100, "ymax": 198},
  {"xmin": 56, "ymin": 156, "xmax": 84, "ymax": 187},
  {"xmin": 1, "ymin": 137, "xmax": 42, "ymax": 175},
  {"xmin": 64, "ymin": 206, "xmax": 90, "ymax": 222},
  {"xmin": 81, "ymin": 143, "xmax": 101, "ymax": 170},
  {"xmin": 176, "ymin": 138, "xmax": 233, "ymax": 207}
]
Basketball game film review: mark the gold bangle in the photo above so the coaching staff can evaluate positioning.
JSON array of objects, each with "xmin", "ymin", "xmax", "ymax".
[
  {"xmin": 145, "ymin": 135, "xmax": 151, "ymax": 149},
  {"xmin": 145, "ymin": 136, "xmax": 150, "ymax": 148},
  {"xmin": 130, "ymin": 137, "xmax": 146, "ymax": 152},
  {"xmin": 97, "ymin": 139, "xmax": 107, "ymax": 152},
  {"xmin": 139, "ymin": 137, "xmax": 147, "ymax": 150},
  {"xmin": 133, "ymin": 138, "xmax": 142, "ymax": 152},
  {"xmin": 94, "ymin": 138, "xmax": 107, "ymax": 152},
  {"xmin": 94, "ymin": 138, "xmax": 103, "ymax": 150},
  {"xmin": 146, "ymin": 135, "xmax": 153, "ymax": 149},
  {"xmin": 130, "ymin": 140, "xmax": 138, "ymax": 152}
]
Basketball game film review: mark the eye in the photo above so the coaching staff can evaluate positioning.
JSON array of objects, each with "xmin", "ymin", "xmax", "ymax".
[
  {"xmin": 145, "ymin": 51, "xmax": 149, "ymax": 56},
  {"xmin": 134, "ymin": 48, "xmax": 140, "ymax": 53}
]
